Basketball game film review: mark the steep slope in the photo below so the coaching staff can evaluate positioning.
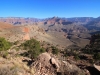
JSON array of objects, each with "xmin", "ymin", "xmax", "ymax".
[
  {"xmin": 0, "ymin": 22, "xmax": 13, "ymax": 30},
  {"xmin": 0, "ymin": 22, "xmax": 71, "ymax": 48}
]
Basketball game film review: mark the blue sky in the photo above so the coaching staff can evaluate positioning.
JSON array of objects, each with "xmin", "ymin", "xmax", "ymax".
[{"xmin": 0, "ymin": 0, "xmax": 100, "ymax": 18}]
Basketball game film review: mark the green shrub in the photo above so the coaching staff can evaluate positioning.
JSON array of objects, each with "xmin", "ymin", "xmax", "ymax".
[
  {"xmin": 21, "ymin": 39, "xmax": 40, "ymax": 50},
  {"xmin": 13, "ymin": 40, "xmax": 19, "ymax": 45},
  {"xmin": 0, "ymin": 37, "xmax": 11, "ymax": 51},
  {"xmin": 74, "ymin": 54, "xmax": 80, "ymax": 60},
  {"xmin": 64, "ymin": 54, "xmax": 68, "ymax": 57},
  {"xmin": 64, "ymin": 48, "xmax": 76, "ymax": 56},
  {"xmin": 51, "ymin": 46, "xmax": 59, "ymax": 55},
  {"xmin": 40, "ymin": 48, "xmax": 45, "ymax": 53},
  {"xmin": 21, "ymin": 38, "xmax": 45, "ymax": 59},
  {"xmin": 93, "ymin": 53, "xmax": 100, "ymax": 60},
  {"xmin": 83, "ymin": 48, "xmax": 95, "ymax": 54}
]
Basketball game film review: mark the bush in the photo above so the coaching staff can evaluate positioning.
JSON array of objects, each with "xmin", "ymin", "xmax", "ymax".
[
  {"xmin": 83, "ymin": 48, "xmax": 94, "ymax": 54},
  {"xmin": 51, "ymin": 46, "xmax": 59, "ymax": 55},
  {"xmin": 93, "ymin": 53, "xmax": 100, "ymax": 60},
  {"xmin": 0, "ymin": 37, "xmax": 11, "ymax": 51},
  {"xmin": 40, "ymin": 48, "xmax": 45, "ymax": 53},
  {"xmin": 64, "ymin": 49, "xmax": 76, "ymax": 56},
  {"xmin": 74, "ymin": 55, "xmax": 80, "ymax": 60},
  {"xmin": 13, "ymin": 40, "xmax": 19, "ymax": 45},
  {"xmin": 21, "ymin": 38, "xmax": 45, "ymax": 59}
]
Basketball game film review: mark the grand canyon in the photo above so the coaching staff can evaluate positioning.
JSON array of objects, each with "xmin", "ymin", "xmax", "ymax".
[{"xmin": 0, "ymin": 16, "xmax": 100, "ymax": 75}]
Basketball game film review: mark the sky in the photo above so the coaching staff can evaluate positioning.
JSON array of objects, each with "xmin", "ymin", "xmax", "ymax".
[{"xmin": 0, "ymin": 0, "xmax": 100, "ymax": 18}]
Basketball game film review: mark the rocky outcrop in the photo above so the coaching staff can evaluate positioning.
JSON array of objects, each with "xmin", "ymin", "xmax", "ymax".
[
  {"xmin": 31, "ymin": 52, "xmax": 59, "ymax": 75},
  {"xmin": 94, "ymin": 64, "xmax": 100, "ymax": 71},
  {"xmin": 31, "ymin": 52, "xmax": 85, "ymax": 75},
  {"xmin": 50, "ymin": 58, "xmax": 59, "ymax": 70}
]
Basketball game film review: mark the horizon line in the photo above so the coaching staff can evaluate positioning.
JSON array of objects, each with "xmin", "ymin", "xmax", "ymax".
[{"xmin": 0, "ymin": 16, "xmax": 99, "ymax": 19}]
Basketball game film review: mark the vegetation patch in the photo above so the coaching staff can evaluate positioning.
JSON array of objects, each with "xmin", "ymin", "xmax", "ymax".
[
  {"xmin": 51, "ymin": 46, "xmax": 59, "ymax": 55},
  {"xmin": 0, "ymin": 37, "xmax": 11, "ymax": 51},
  {"xmin": 20, "ymin": 38, "xmax": 45, "ymax": 59}
]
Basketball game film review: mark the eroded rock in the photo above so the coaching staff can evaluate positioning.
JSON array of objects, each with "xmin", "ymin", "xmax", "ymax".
[{"xmin": 31, "ymin": 52, "xmax": 85, "ymax": 75}]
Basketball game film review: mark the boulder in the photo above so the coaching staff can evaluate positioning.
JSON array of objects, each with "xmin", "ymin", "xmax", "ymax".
[
  {"xmin": 94, "ymin": 64, "xmax": 100, "ymax": 71},
  {"xmin": 31, "ymin": 52, "xmax": 58, "ymax": 75},
  {"xmin": 50, "ymin": 58, "xmax": 59, "ymax": 70}
]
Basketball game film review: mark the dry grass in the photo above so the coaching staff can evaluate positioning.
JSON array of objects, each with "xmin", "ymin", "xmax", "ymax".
[{"xmin": 0, "ymin": 55, "xmax": 34, "ymax": 75}]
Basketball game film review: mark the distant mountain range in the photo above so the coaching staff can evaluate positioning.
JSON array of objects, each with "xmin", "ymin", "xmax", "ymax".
[
  {"xmin": 0, "ymin": 17, "xmax": 42, "ymax": 25},
  {"xmin": 0, "ymin": 17, "xmax": 95, "ymax": 25},
  {"xmin": 85, "ymin": 17, "xmax": 100, "ymax": 31}
]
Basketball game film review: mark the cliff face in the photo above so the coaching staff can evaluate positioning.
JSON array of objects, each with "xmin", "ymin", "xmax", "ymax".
[{"xmin": 44, "ymin": 17, "xmax": 73, "ymax": 25}]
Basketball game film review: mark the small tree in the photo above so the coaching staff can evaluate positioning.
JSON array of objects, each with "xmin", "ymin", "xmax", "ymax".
[
  {"xmin": 21, "ymin": 38, "xmax": 45, "ymax": 59},
  {"xmin": 40, "ymin": 48, "xmax": 45, "ymax": 53},
  {"xmin": 51, "ymin": 46, "xmax": 59, "ymax": 55},
  {"xmin": 74, "ymin": 54, "xmax": 80, "ymax": 60},
  {"xmin": 0, "ymin": 37, "xmax": 11, "ymax": 51},
  {"xmin": 93, "ymin": 53, "xmax": 100, "ymax": 60}
]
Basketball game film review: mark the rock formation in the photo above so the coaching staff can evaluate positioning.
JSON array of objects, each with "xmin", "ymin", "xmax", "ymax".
[
  {"xmin": 31, "ymin": 52, "xmax": 85, "ymax": 75},
  {"xmin": 94, "ymin": 64, "xmax": 100, "ymax": 71}
]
